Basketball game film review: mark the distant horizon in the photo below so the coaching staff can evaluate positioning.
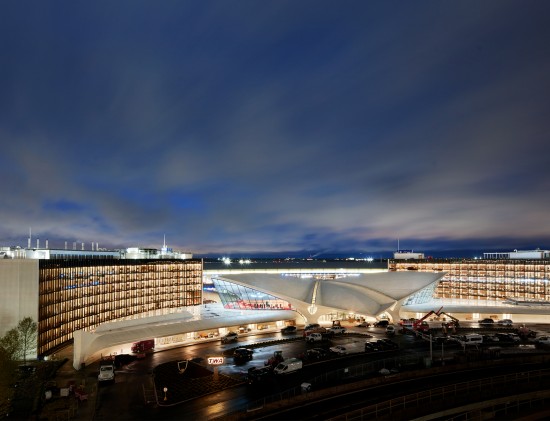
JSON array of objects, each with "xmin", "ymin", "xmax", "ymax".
[
  {"xmin": 192, "ymin": 247, "xmax": 549, "ymax": 260},
  {"xmin": 2, "ymin": 237, "xmax": 548, "ymax": 260}
]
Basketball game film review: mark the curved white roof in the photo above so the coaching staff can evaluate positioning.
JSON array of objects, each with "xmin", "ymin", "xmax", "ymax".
[{"xmin": 217, "ymin": 271, "xmax": 445, "ymax": 317}]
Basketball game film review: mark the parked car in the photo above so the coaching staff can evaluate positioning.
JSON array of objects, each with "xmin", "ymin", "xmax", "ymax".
[
  {"xmin": 482, "ymin": 334, "xmax": 500, "ymax": 343},
  {"xmin": 479, "ymin": 318, "xmax": 495, "ymax": 326},
  {"xmin": 233, "ymin": 347, "xmax": 253, "ymax": 361},
  {"xmin": 535, "ymin": 336, "xmax": 550, "ymax": 346},
  {"xmin": 448, "ymin": 335, "xmax": 463, "ymax": 343},
  {"xmin": 302, "ymin": 349, "xmax": 322, "ymax": 361},
  {"xmin": 281, "ymin": 325, "xmax": 297, "ymax": 334},
  {"xmin": 312, "ymin": 348, "xmax": 331, "ymax": 358},
  {"xmin": 305, "ymin": 323, "xmax": 321, "ymax": 331},
  {"xmin": 247, "ymin": 366, "xmax": 273, "ymax": 385},
  {"xmin": 306, "ymin": 333, "xmax": 325, "ymax": 343},
  {"xmin": 327, "ymin": 326, "xmax": 346, "ymax": 335},
  {"xmin": 221, "ymin": 332, "xmax": 238, "ymax": 344},
  {"xmin": 378, "ymin": 339, "xmax": 399, "ymax": 350},
  {"xmin": 329, "ymin": 345, "xmax": 348, "ymax": 355},
  {"xmin": 356, "ymin": 321, "xmax": 370, "ymax": 327},
  {"xmin": 374, "ymin": 320, "xmax": 390, "ymax": 327},
  {"xmin": 365, "ymin": 342, "xmax": 381, "ymax": 352},
  {"xmin": 496, "ymin": 333, "xmax": 520, "ymax": 344},
  {"xmin": 497, "ymin": 319, "xmax": 513, "ymax": 326}
]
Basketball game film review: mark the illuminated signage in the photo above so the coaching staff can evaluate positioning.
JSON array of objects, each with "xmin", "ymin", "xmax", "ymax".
[{"xmin": 207, "ymin": 356, "xmax": 224, "ymax": 365}]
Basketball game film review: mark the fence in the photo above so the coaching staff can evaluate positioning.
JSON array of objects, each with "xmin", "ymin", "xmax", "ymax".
[{"xmin": 327, "ymin": 368, "xmax": 550, "ymax": 420}]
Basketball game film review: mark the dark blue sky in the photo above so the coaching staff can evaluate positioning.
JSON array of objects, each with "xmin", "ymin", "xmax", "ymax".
[{"xmin": 1, "ymin": 1, "xmax": 550, "ymax": 257}]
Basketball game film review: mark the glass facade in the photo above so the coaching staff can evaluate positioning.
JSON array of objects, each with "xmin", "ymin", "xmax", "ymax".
[
  {"xmin": 403, "ymin": 281, "xmax": 440, "ymax": 306},
  {"xmin": 389, "ymin": 259, "xmax": 550, "ymax": 306},
  {"xmin": 212, "ymin": 278, "xmax": 292, "ymax": 310},
  {"xmin": 38, "ymin": 258, "xmax": 202, "ymax": 356}
]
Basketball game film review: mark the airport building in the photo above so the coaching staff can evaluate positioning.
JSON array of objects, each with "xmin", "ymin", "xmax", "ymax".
[
  {"xmin": 1, "ymin": 244, "xmax": 442, "ymax": 367},
  {"xmin": 1, "ymin": 243, "xmax": 550, "ymax": 368},
  {"xmin": 0, "ymin": 246, "xmax": 202, "ymax": 358},
  {"xmin": 391, "ymin": 249, "xmax": 550, "ymax": 323}
]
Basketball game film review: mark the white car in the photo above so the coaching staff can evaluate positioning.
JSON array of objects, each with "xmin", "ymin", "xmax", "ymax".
[
  {"xmin": 328, "ymin": 326, "xmax": 346, "ymax": 334},
  {"xmin": 98, "ymin": 364, "xmax": 115, "ymax": 382},
  {"xmin": 221, "ymin": 332, "xmax": 239, "ymax": 343},
  {"xmin": 497, "ymin": 319, "xmax": 513, "ymax": 326},
  {"xmin": 329, "ymin": 345, "xmax": 348, "ymax": 355}
]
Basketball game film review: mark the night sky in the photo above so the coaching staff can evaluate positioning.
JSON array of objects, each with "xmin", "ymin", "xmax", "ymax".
[{"xmin": 1, "ymin": 2, "xmax": 549, "ymax": 258}]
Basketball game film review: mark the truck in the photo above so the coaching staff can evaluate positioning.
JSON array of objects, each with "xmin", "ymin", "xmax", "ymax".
[
  {"xmin": 131, "ymin": 339, "xmax": 155, "ymax": 354},
  {"xmin": 412, "ymin": 307, "xmax": 444, "ymax": 333},
  {"xmin": 327, "ymin": 326, "xmax": 346, "ymax": 335},
  {"xmin": 273, "ymin": 358, "xmax": 303, "ymax": 375},
  {"xmin": 265, "ymin": 350, "xmax": 284, "ymax": 368},
  {"xmin": 439, "ymin": 312, "xmax": 460, "ymax": 330}
]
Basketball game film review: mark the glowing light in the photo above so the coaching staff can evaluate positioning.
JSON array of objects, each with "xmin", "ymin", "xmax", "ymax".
[{"xmin": 307, "ymin": 304, "xmax": 317, "ymax": 314}]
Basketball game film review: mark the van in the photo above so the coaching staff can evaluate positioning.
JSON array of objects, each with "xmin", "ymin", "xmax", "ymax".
[
  {"xmin": 274, "ymin": 358, "xmax": 303, "ymax": 375},
  {"xmin": 458, "ymin": 334, "xmax": 483, "ymax": 346},
  {"xmin": 98, "ymin": 364, "xmax": 115, "ymax": 382}
]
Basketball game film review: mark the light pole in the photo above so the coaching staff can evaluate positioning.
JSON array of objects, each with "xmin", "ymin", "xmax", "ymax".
[{"xmin": 163, "ymin": 387, "xmax": 168, "ymax": 401}]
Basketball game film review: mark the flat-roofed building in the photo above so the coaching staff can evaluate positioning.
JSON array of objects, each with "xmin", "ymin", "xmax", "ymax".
[{"xmin": 390, "ymin": 251, "xmax": 550, "ymax": 323}]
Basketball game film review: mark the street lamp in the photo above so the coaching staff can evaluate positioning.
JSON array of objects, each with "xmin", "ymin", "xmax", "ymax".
[{"xmin": 163, "ymin": 387, "xmax": 168, "ymax": 401}]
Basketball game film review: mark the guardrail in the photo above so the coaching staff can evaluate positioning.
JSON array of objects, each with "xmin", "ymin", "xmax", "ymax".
[{"xmin": 327, "ymin": 368, "xmax": 550, "ymax": 421}]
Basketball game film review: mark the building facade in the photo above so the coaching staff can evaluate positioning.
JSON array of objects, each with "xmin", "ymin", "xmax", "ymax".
[
  {"xmin": 390, "ymin": 256, "xmax": 550, "ymax": 321},
  {"xmin": 37, "ymin": 258, "xmax": 202, "ymax": 356},
  {"xmin": 1, "ymin": 249, "xmax": 202, "ymax": 358}
]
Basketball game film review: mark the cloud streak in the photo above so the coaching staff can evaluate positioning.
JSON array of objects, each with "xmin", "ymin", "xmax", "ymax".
[{"xmin": 1, "ymin": 2, "xmax": 550, "ymax": 256}]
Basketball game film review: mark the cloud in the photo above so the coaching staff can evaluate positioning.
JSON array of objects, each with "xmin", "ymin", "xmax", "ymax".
[{"xmin": 1, "ymin": 2, "xmax": 550, "ymax": 255}]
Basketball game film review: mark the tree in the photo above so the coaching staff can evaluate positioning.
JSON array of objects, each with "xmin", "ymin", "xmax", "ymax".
[
  {"xmin": 0, "ymin": 328, "xmax": 20, "ymax": 361},
  {"xmin": 0, "ymin": 345, "xmax": 17, "ymax": 417},
  {"xmin": 0, "ymin": 317, "xmax": 38, "ymax": 365},
  {"xmin": 17, "ymin": 317, "xmax": 37, "ymax": 365}
]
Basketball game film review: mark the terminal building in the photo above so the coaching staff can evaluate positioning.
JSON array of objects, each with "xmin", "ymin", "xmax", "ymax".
[
  {"xmin": 391, "ymin": 249, "xmax": 550, "ymax": 323},
  {"xmin": 1, "ymin": 243, "xmax": 550, "ymax": 369}
]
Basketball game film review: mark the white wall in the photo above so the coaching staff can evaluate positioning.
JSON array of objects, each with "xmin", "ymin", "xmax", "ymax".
[{"xmin": 0, "ymin": 260, "xmax": 39, "ymax": 336}]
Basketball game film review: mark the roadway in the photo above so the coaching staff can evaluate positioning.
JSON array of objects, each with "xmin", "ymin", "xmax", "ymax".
[{"xmin": 91, "ymin": 321, "xmax": 550, "ymax": 420}]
